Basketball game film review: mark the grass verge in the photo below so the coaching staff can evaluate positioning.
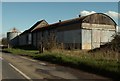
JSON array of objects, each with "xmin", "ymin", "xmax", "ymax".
[{"xmin": 2, "ymin": 48, "xmax": 120, "ymax": 81}]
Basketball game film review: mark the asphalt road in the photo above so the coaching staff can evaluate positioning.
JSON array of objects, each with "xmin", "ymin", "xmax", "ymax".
[
  {"xmin": 0, "ymin": 51, "xmax": 28, "ymax": 81},
  {"xmin": 1, "ymin": 52, "xmax": 112, "ymax": 81},
  {"xmin": 2, "ymin": 59, "xmax": 25, "ymax": 79}
]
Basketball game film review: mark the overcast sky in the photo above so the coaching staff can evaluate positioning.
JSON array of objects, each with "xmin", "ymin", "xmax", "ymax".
[{"xmin": 1, "ymin": 2, "xmax": 120, "ymax": 38}]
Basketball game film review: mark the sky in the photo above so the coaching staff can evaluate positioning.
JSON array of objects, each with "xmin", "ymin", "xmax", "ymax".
[
  {"xmin": 1, "ymin": 0, "xmax": 119, "ymax": 2},
  {"xmin": 1, "ymin": 2, "xmax": 119, "ymax": 38}
]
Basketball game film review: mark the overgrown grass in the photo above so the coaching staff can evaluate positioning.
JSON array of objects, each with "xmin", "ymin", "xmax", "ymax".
[
  {"xmin": 2, "ymin": 48, "xmax": 120, "ymax": 81},
  {"xmin": 3, "ymin": 48, "xmax": 38, "ymax": 55}
]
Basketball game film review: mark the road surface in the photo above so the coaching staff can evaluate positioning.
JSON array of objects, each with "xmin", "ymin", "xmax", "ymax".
[
  {"xmin": 1, "ymin": 52, "xmax": 112, "ymax": 81},
  {"xmin": 2, "ymin": 59, "xmax": 26, "ymax": 80}
]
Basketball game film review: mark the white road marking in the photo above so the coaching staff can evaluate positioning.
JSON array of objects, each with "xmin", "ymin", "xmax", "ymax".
[
  {"xmin": 20, "ymin": 56, "xmax": 36, "ymax": 62},
  {"xmin": 20, "ymin": 56, "xmax": 47, "ymax": 66},
  {"xmin": 8, "ymin": 63, "xmax": 32, "ymax": 81},
  {"xmin": 39, "ymin": 62, "xmax": 47, "ymax": 66}
]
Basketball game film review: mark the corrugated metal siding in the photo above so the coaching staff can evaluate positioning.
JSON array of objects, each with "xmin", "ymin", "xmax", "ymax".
[
  {"xmin": 33, "ymin": 33, "xmax": 37, "ymax": 47},
  {"xmin": 56, "ymin": 29, "xmax": 81, "ymax": 49},
  {"xmin": 56, "ymin": 31, "xmax": 64, "ymax": 43},
  {"xmin": 63, "ymin": 30, "xmax": 81, "ymax": 43},
  {"xmin": 57, "ymin": 30, "xmax": 81, "ymax": 43},
  {"xmin": 36, "ymin": 32, "xmax": 42, "ymax": 48},
  {"xmin": 82, "ymin": 29, "xmax": 92, "ymax": 49},
  {"xmin": 19, "ymin": 34, "xmax": 27, "ymax": 46},
  {"xmin": 28, "ymin": 33, "xmax": 32, "ymax": 44}
]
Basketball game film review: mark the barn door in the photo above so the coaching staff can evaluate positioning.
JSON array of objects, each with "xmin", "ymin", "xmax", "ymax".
[
  {"xmin": 91, "ymin": 29, "xmax": 100, "ymax": 49},
  {"xmin": 82, "ymin": 29, "xmax": 92, "ymax": 50}
]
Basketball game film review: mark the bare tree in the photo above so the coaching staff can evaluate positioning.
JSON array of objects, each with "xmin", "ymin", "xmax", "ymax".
[{"xmin": 1, "ymin": 37, "xmax": 8, "ymax": 45}]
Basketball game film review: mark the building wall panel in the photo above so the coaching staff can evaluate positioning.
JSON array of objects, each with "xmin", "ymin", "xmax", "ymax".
[
  {"xmin": 36, "ymin": 32, "xmax": 42, "ymax": 48},
  {"xmin": 19, "ymin": 34, "xmax": 27, "ymax": 46},
  {"xmin": 82, "ymin": 29, "xmax": 91, "ymax": 49},
  {"xmin": 56, "ymin": 29, "xmax": 81, "ymax": 49},
  {"xmin": 33, "ymin": 33, "xmax": 37, "ymax": 47},
  {"xmin": 108, "ymin": 31, "xmax": 115, "ymax": 42},
  {"xmin": 100, "ymin": 30, "xmax": 115, "ymax": 45},
  {"xmin": 56, "ymin": 31, "xmax": 64, "ymax": 43},
  {"xmin": 63, "ymin": 30, "xmax": 81, "ymax": 43},
  {"xmin": 91, "ymin": 29, "xmax": 100, "ymax": 49}
]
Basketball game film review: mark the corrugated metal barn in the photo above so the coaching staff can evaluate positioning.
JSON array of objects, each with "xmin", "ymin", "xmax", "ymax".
[
  {"xmin": 7, "ymin": 13, "xmax": 116, "ymax": 50},
  {"xmin": 32, "ymin": 13, "xmax": 116, "ymax": 50},
  {"xmin": 18, "ymin": 20, "xmax": 48, "ymax": 46}
]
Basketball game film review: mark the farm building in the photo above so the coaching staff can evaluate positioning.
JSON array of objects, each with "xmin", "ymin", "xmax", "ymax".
[
  {"xmin": 7, "ymin": 28, "xmax": 21, "ymax": 47},
  {"xmin": 19, "ymin": 20, "xmax": 48, "ymax": 47},
  {"xmin": 7, "ymin": 13, "xmax": 116, "ymax": 50},
  {"xmin": 32, "ymin": 13, "xmax": 116, "ymax": 50},
  {"xmin": 7, "ymin": 20, "xmax": 48, "ymax": 47}
]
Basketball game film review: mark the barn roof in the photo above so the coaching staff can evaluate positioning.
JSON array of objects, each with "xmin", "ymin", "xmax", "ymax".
[
  {"xmin": 31, "ymin": 20, "xmax": 48, "ymax": 31},
  {"xmin": 19, "ymin": 20, "xmax": 48, "ymax": 35},
  {"xmin": 32, "ymin": 16, "xmax": 86, "ymax": 32},
  {"xmin": 32, "ymin": 13, "xmax": 117, "ymax": 32},
  {"xmin": 82, "ymin": 13, "xmax": 117, "ymax": 26},
  {"xmin": 29, "ymin": 20, "xmax": 47, "ymax": 31}
]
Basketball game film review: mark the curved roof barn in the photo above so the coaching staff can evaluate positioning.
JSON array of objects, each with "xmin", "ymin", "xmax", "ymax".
[
  {"xmin": 32, "ymin": 13, "xmax": 116, "ymax": 32},
  {"xmin": 82, "ymin": 13, "xmax": 116, "ymax": 26}
]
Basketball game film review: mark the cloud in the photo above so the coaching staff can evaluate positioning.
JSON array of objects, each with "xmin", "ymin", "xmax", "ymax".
[
  {"xmin": 80, "ymin": 10, "xmax": 96, "ymax": 16},
  {"xmin": 80, "ymin": 10, "xmax": 120, "ymax": 19},
  {"xmin": 105, "ymin": 11, "xmax": 120, "ymax": 19}
]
